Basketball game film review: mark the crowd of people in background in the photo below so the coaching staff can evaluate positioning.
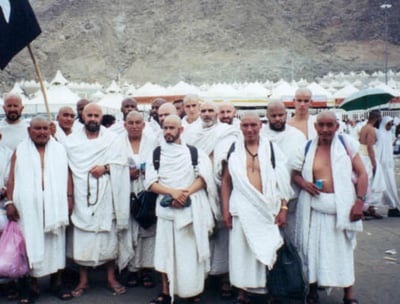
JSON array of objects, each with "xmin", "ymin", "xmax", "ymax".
[{"xmin": 0, "ymin": 88, "xmax": 399, "ymax": 304}]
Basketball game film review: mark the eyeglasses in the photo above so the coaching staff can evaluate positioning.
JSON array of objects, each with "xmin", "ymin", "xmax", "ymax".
[{"xmin": 295, "ymin": 99, "xmax": 310, "ymax": 103}]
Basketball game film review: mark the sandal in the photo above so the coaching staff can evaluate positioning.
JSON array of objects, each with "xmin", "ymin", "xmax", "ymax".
[
  {"xmin": 108, "ymin": 284, "xmax": 127, "ymax": 296},
  {"xmin": 343, "ymin": 298, "xmax": 359, "ymax": 304},
  {"xmin": 220, "ymin": 280, "xmax": 233, "ymax": 300},
  {"xmin": 53, "ymin": 285, "xmax": 73, "ymax": 301},
  {"xmin": 142, "ymin": 273, "xmax": 155, "ymax": 288},
  {"xmin": 126, "ymin": 272, "xmax": 140, "ymax": 288},
  {"xmin": 149, "ymin": 293, "xmax": 171, "ymax": 304},
  {"xmin": 71, "ymin": 285, "xmax": 89, "ymax": 297}
]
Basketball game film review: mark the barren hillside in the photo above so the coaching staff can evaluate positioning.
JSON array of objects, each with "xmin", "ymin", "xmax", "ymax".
[{"xmin": 1, "ymin": 0, "xmax": 399, "ymax": 90}]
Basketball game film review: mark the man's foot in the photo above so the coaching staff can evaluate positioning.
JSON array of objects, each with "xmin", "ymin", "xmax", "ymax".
[
  {"xmin": 149, "ymin": 293, "xmax": 171, "ymax": 304},
  {"xmin": 220, "ymin": 280, "xmax": 233, "ymax": 300},
  {"xmin": 142, "ymin": 272, "xmax": 155, "ymax": 288},
  {"xmin": 126, "ymin": 272, "xmax": 140, "ymax": 288},
  {"xmin": 363, "ymin": 206, "xmax": 383, "ymax": 219},
  {"xmin": 388, "ymin": 208, "xmax": 400, "ymax": 217},
  {"xmin": 108, "ymin": 284, "xmax": 127, "ymax": 296},
  {"xmin": 71, "ymin": 285, "xmax": 89, "ymax": 297}
]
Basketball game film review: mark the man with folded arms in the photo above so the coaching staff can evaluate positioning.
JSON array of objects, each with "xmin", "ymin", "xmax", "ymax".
[{"xmin": 145, "ymin": 115, "xmax": 217, "ymax": 304}]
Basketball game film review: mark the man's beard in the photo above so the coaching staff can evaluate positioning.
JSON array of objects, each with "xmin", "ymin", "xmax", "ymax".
[
  {"xmin": 269, "ymin": 122, "xmax": 285, "ymax": 132},
  {"xmin": 6, "ymin": 112, "xmax": 21, "ymax": 122},
  {"xmin": 85, "ymin": 121, "xmax": 100, "ymax": 132},
  {"xmin": 202, "ymin": 118, "xmax": 217, "ymax": 128},
  {"xmin": 164, "ymin": 132, "xmax": 180, "ymax": 143}
]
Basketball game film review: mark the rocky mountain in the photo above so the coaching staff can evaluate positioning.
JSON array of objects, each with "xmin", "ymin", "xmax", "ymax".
[{"xmin": 1, "ymin": 0, "xmax": 400, "ymax": 90}]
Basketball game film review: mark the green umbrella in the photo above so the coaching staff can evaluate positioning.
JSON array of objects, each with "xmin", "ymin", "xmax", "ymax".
[{"xmin": 339, "ymin": 88, "xmax": 395, "ymax": 111}]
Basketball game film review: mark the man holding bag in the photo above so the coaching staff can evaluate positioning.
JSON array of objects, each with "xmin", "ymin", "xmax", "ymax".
[{"xmin": 6, "ymin": 116, "xmax": 72, "ymax": 302}]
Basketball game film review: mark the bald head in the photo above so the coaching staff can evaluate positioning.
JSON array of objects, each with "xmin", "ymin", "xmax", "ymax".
[
  {"xmin": 316, "ymin": 110, "xmax": 337, "ymax": 122},
  {"xmin": 57, "ymin": 106, "xmax": 75, "ymax": 134},
  {"xmin": 83, "ymin": 103, "xmax": 102, "ymax": 133},
  {"xmin": 28, "ymin": 115, "xmax": 51, "ymax": 147},
  {"xmin": 76, "ymin": 99, "xmax": 90, "ymax": 123},
  {"xmin": 163, "ymin": 114, "xmax": 182, "ymax": 127},
  {"xmin": 240, "ymin": 112, "xmax": 262, "ymax": 142},
  {"xmin": 158, "ymin": 103, "xmax": 177, "ymax": 127},
  {"xmin": 121, "ymin": 98, "xmax": 138, "ymax": 120},
  {"xmin": 200, "ymin": 101, "xmax": 218, "ymax": 128},
  {"xmin": 3, "ymin": 93, "xmax": 24, "ymax": 123},
  {"xmin": 163, "ymin": 115, "xmax": 183, "ymax": 143},
  {"xmin": 218, "ymin": 101, "xmax": 236, "ymax": 124},
  {"xmin": 267, "ymin": 101, "xmax": 287, "ymax": 131}
]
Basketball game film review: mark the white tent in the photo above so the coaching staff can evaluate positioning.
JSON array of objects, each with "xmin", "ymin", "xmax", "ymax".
[
  {"xmin": 270, "ymin": 80, "xmax": 296, "ymax": 101},
  {"xmin": 167, "ymin": 81, "xmax": 201, "ymax": 95},
  {"xmin": 25, "ymin": 84, "xmax": 80, "ymax": 116}
]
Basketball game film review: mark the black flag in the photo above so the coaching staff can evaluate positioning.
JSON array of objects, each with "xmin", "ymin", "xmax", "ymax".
[{"xmin": 0, "ymin": 0, "xmax": 41, "ymax": 70}]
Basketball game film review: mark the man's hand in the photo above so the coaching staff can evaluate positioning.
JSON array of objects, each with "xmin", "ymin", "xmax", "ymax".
[
  {"xmin": 129, "ymin": 168, "xmax": 140, "ymax": 180},
  {"xmin": 6, "ymin": 204, "xmax": 19, "ymax": 222},
  {"xmin": 301, "ymin": 181, "xmax": 320, "ymax": 196},
  {"xmin": 222, "ymin": 212, "xmax": 232, "ymax": 230},
  {"xmin": 90, "ymin": 165, "xmax": 108, "ymax": 178},
  {"xmin": 350, "ymin": 199, "xmax": 364, "ymax": 222},
  {"xmin": 275, "ymin": 209, "xmax": 287, "ymax": 227},
  {"xmin": 170, "ymin": 189, "xmax": 189, "ymax": 205}
]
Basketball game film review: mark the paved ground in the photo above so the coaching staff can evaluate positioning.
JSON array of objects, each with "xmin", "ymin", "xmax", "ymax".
[{"xmin": 1, "ymin": 162, "xmax": 400, "ymax": 304}]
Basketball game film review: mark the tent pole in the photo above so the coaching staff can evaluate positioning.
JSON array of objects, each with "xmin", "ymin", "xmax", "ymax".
[{"xmin": 27, "ymin": 43, "xmax": 52, "ymax": 120}]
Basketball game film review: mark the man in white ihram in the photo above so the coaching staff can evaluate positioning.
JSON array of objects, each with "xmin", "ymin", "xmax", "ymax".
[
  {"xmin": 145, "ymin": 115, "xmax": 217, "ymax": 304},
  {"xmin": 292, "ymin": 111, "xmax": 367, "ymax": 304},
  {"xmin": 220, "ymin": 112, "xmax": 293, "ymax": 304},
  {"xmin": 66, "ymin": 103, "xmax": 130, "ymax": 297}
]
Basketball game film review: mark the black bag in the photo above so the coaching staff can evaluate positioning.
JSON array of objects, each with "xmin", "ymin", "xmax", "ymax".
[
  {"xmin": 131, "ymin": 191, "xmax": 158, "ymax": 229},
  {"xmin": 267, "ymin": 230, "xmax": 307, "ymax": 299},
  {"xmin": 130, "ymin": 144, "xmax": 198, "ymax": 229}
]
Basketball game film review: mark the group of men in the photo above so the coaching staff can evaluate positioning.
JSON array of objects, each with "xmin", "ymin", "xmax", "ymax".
[{"xmin": 0, "ymin": 87, "xmax": 397, "ymax": 304}]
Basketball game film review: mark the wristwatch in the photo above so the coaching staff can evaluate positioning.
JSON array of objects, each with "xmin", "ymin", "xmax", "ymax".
[{"xmin": 356, "ymin": 195, "xmax": 366, "ymax": 202}]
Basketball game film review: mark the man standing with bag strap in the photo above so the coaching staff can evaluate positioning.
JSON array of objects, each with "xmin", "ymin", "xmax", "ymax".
[{"xmin": 145, "ymin": 115, "xmax": 217, "ymax": 304}]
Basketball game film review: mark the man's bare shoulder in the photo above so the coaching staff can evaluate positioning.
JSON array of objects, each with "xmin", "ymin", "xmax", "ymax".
[{"xmin": 359, "ymin": 124, "xmax": 376, "ymax": 144}]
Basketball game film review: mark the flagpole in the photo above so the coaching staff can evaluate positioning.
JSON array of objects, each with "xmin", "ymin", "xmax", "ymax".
[{"xmin": 27, "ymin": 43, "xmax": 52, "ymax": 120}]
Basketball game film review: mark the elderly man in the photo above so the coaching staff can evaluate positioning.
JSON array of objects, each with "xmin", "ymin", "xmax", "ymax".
[
  {"xmin": 6, "ymin": 116, "xmax": 71, "ymax": 301},
  {"xmin": 123, "ymin": 111, "xmax": 158, "ymax": 288},
  {"xmin": 145, "ymin": 115, "xmax": 217, "ymax": 304},
  {"xmin": 109, "ymin": 97, "xmax": 139, "ymax": 134},
  {"xmin": 261, "ymin": 101, "xmax": 307, "ymax": 243},
  {"xmin": 292, "ymin": 111, "xmax": 367, "ymax": 304},
  {"xmin": 55, "ymin": 106, "xmax": 75, "ymax": 144},
  {"xmin": 288, "ymin": 88, "xmax": 317, "ymax": 140},
  {"xmin": 182, "ymin": 101, "xmax": 239, "ymax": 298},
  {"xmin": 0, "ymin": 93, "xmax": 28, "ymax": 151},
  {"xmin": 66, "ymin": 103, "xmax": 130, "ymax": 297},
  {"xmin": 220, "ymin": 112, "xmax": 292, "ymax": 303}
]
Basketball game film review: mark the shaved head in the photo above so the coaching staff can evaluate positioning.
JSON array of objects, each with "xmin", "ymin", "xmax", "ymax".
[
  {"xmin": 158, "ymin": 103, "xmax": 178, "ymax": 127},
  {"xmin": 267, "ymin": 101, "xmax": 286, "ymax": 113},
  {"xmin": 163, "ymin": 114, "xmax": 182, "ymax": 127},
  {"xmin": 316, "ymin": 110, "xmax": 337, "ymax": 122}
]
